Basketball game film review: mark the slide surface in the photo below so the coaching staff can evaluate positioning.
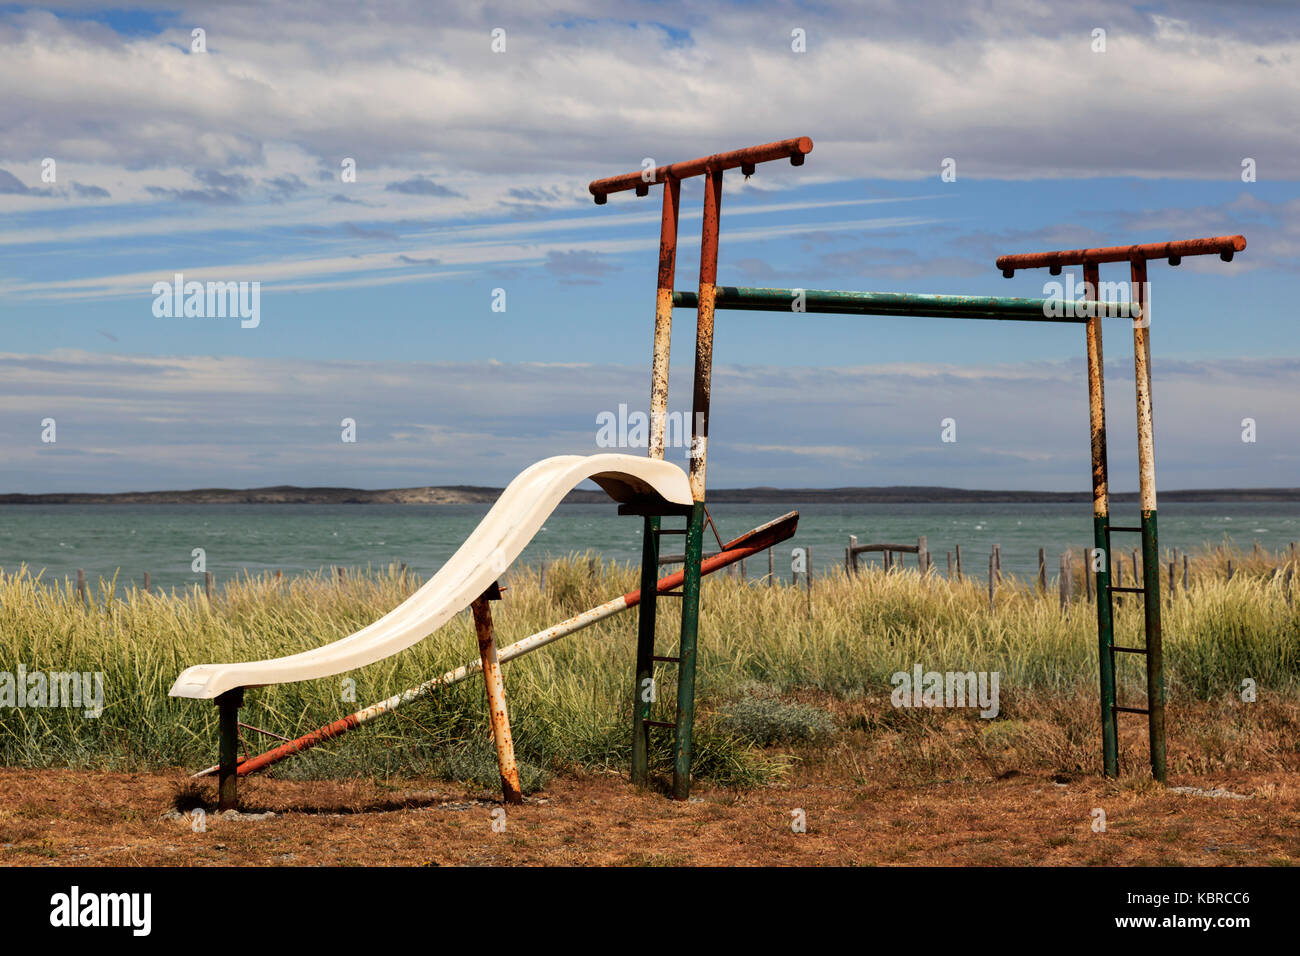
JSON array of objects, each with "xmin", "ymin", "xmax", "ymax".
[{"xmin": 169, "ymin": 453, "xmax": 692, "ymax": 699}]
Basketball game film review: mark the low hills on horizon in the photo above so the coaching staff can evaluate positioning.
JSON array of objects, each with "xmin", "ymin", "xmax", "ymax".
[{"xmin": 2, "ymin": 484, "xmax": 1298, "ymax": 505}]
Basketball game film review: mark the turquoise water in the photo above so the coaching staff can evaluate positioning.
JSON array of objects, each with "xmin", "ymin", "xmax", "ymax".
[{"xmin": 2, "ymin": 501, "xmax": 1297, "ymax": 593}]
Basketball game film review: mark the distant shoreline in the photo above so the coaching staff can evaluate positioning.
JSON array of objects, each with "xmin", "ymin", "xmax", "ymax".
[{"xmin": 2, "ymin": 485, "xmax": 1299, "ymax": 505}]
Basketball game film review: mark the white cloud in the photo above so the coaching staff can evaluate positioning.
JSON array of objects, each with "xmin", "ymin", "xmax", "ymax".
[{"xmin": 2, "ymin": 348, "xmax": 1295, "ymax": 493}]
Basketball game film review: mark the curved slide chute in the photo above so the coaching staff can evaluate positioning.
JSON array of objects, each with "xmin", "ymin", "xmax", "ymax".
[{"xmin": 169, "ymin": 453, "xmax": 692, "ymax": 700}]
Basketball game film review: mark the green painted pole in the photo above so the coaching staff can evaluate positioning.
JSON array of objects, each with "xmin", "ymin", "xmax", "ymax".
[
  {"xmin": 1094, "ymin": 515, "xmax": 1118, "ymax": 775},
  {"xmin": 630, "ymin": 514, "xmax": 660, "ymax": 785},
  {"xmin": 673, "ymin": 287, "xmax": 1135, "ymax": 324},
  {"xmin": 1141, "ymin": 509, "xmax": 1166, "ymax": 781},
  {"xmin": 674, "ymin": 502, "xmax": 705, "ymax": 799}
]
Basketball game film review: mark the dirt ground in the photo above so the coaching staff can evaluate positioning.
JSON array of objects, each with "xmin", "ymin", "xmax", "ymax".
[{"xmin": 1, "ymin": 764, "xmax": 1296, "ymax": 866}]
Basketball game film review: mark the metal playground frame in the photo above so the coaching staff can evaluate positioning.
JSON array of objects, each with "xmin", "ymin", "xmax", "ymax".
[
  {"xmin": 587, "ymin": 136, "xmax": 1246, "ymax": 790},
  {"xmin": 214, "ymin": 137, "xmax": 1245, "ymax": 804}
]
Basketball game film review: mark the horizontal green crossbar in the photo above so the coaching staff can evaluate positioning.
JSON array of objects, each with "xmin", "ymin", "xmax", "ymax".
[{"xmin": 672, "ymin": 287, "xmax": 1137, "ymax": 323}]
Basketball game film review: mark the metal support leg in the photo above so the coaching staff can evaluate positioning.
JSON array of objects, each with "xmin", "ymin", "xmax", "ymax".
[
  {"xmin": 1130, "ymin": 258, "xmax": 1166, "ymax": 782},
  {"xmin": 631, "ymin": 515, "xmax": 660, "ymax": 785},
  {"xmin": 1084, "ymin": 262, "xmax": 1118, "ymax": 777},
  {"xmin": 216, "ymin": 688, "xmax": 244, "ymax": 811},
  {"xmin": 472, "ymin": 583, "xmax": 523, "ymax": 804},
  {"xmin": 631, "ymin": 173, "xmax": 680, "ymax": 786},
  {"xmin": 674, "ymin": 502, "xmax": 705, "ymax": 800},
  {"xmin": 674, "ymin": 168, "xmax": 722, "ymax": 801}
]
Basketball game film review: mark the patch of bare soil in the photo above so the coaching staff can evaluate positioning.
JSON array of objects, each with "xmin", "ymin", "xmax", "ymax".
[{"xmin": 0, "ymin": 764, "xmax": 1296, "ymax": 866}]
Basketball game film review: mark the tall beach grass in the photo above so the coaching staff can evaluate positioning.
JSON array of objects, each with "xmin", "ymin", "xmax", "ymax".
[{"xmin": 0, "ymin": 542, "xmax": 1296, "ymax": 788}]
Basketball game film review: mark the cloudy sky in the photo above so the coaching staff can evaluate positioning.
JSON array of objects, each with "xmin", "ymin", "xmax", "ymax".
[{"xmin": 1, "ymin": 1, "xmax": 1297, "ymax": 493}]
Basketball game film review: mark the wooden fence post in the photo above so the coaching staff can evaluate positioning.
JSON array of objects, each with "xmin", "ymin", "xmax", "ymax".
[
  {"xmin": 806, "ymin": 545, "xmax": 813, "ymax": 616},
  {"xmin": 768, "ymin": 546, "xmax": 775, "ymax": 588},
  {"xmin": 955, "ymin": 544, "xmax": 963, "ymax": 582},
  {"xmin": 917, "ymin": 536, "xmax": 928, "ymax": 576},
  {"xmin": 143, "ymin": 571, "xmax": 150, "ymax": 594},
  {"xmin": 946, "ymin": 550, "xmax": 953, "ymax": 579},
  {"xmin": 1037, "ymin": 547, "xmax": 1046, "ymax": 593},
  {"xmin": 205, "ymin": 571, "xmax": 214, "ymax": 602},
  {"xmin": 1182, "ymin": 554, "xmax": 1189, "ymax": 591},
  {"xmin": 987, "ymin": 554, "xmax": 995, "ymax": 611},
  {"xmin": 76, "ymin": 568, "xmax": 88, "ymax": 607},
  {"xmin": 1059, "ymin": 552, "xmax": 1070, "ymax": 611},
  {"xmin": 993, "ymin": 544, "xmax": 1002, "ymax": 583}
]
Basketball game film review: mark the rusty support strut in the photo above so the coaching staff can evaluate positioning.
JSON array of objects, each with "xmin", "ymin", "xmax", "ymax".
[
  {"xmin": 471, "ymin": 582, "xmax": 523, "ymax": 804},
  {"xmin": 632, "ymin": 174, "xmax": 682, "ymax": 786},
  {"xmin": 1082, "ymin": 261, "xmax": 1118, "ymax": 777}
]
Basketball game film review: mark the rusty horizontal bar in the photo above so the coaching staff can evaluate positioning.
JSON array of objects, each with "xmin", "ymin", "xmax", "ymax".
[
  {"xmin": 1113, "ymin": 646, "xmax": 1150, "ymax": 655},
  {"xmin": 996, "ymin": 235, "xmax": 1246, "ymax": 276},
  {"xmin": 1114, "ymin": 706, "xmax": 1151, "ymax": 715},
  {"xmin": 644, "ymin": 720, "xmax": 677, "ymax": 729},
  {"xmin": 673, "ymin": 287, "xmax": 1136, "ymax": 323},
  {"xmin": 1107, "ymin": 525, "xmax": 1144, "ymax": 533},
  {"xmin": 588, "ymin": 137, "xmax": 813, "ymax": 202}
]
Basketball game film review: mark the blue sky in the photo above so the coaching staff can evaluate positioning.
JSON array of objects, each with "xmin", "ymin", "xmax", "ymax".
[{"xmin": 1, "ymin": 1, "xmax": 1297, "ymax": 492}]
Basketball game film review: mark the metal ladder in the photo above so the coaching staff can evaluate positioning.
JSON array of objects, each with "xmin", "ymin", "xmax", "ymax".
[
  {"xmin": 1097, "ymin": 518, "xmax": 1166, "ymax": 781},
  {"xmin": 629, "ymin": 510, "xmax": 695, "ymax": 792}
]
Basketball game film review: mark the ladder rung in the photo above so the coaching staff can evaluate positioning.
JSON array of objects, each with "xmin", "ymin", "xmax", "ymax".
[
  {"xmin": 651, "ymin": 655, "xmax": 680, "ymax": 663},
  {"xmin": 1108, "ymin": 586, "xmax": 1146, "ymax": 594},
  {"xmin": 658, "ymin": 590, "xmax": 684, "ymax": 598},
  {"xmin": 644, "ymin": 719, "xmax": 676, "ymax": 729},
  {"xmin": 1114, "ymin": 705, "xmax": 1150, "ymax": 715},
  {"xmin": 655, "ymin": 529, "xmax": 686, "ymax": 535},
  {"xmin": 1113, "ymin": 645, "xmax": 1148, "ymax": 654},
  {"xmin": 1108, "ymin": 525, "xmax": 1144, "ymax": 533}
]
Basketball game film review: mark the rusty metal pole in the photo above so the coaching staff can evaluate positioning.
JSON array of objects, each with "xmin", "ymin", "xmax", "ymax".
[
  {"xmin": 1130, "ymin": 258, "xmax": 1167, "ymax": 782},
  {"xmin": 216, "ymin": 688, "xmax": 243, "ymax": 811},
  {"xmin": 471, "ymin": 583, "xmax": 523, "ymax": 804},
  {"xmin": 649, "ymin": 177, "xmax": 680, "ymax": 459},
  {"xmin": 1083, "ymin": 262, "xmax": 1119, "ymax": 777},
  {"xmin": 674, "ymin": 168, "xmax": 723, "ymax": 801},
  {"xmin": 632, "ymin": 177, "xmax": 681, "ymax": 786}
]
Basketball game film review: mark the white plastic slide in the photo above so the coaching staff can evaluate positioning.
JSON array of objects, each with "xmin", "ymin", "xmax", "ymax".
[{"xmin": 169, "ymin": 453, "xmax": 692, "ymax": 700}]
